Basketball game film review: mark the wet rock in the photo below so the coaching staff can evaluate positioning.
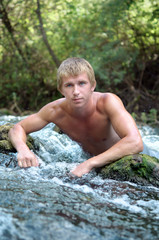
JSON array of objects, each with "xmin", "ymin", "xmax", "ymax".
[
  {"xmin": 98, "ymin": 154, "xmax": 159, "ymax": 187},
  {"xmin": 53, "ymin": 125, "xmax": 64, "ymax": 134},
  {"xmin": 0, "ymin": 124, "xmax": 35, "ymax": 153},
  {"xmin": 0, "ymin": 152, "xmax": 18, "ymax": 168}
]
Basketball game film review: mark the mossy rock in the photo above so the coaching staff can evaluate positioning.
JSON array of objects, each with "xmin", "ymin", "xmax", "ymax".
[
  {"xmin": 98, "ymin": 154, "xmax": 159, "ymax": 187},
  {"xmin": 0, "ymin": 124, "xmax": 35, "ymax": 153}
]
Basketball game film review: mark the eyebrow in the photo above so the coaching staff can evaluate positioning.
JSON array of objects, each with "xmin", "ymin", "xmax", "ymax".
[
  {"xmin": 63, "ymin": 79, "xmax": 88, "ymax": 86},
  {"xmin": 63, "ymin": 81, "xmax": 73, "ymax": 86}
]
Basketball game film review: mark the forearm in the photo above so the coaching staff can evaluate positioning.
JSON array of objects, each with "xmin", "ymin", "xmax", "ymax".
[
  {"xmin": 88, "ymin": 136, "xmax": 143, "ymax": 169},
  {"xmin": 9, "ymin": 124, "xmax": 39, "ymax": 168},
  {"xmin": 71, "ymin": 136, "xmax": 143, "ymax": 177},
  {"xmin": 8, "ymin": 124, "xmax": 29, "ymax": 152}
]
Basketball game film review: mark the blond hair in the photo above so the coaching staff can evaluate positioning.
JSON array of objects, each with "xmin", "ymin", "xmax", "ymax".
[{"xmin": 57, "ymin": 57, "xmax": 96, "ymax": 91}]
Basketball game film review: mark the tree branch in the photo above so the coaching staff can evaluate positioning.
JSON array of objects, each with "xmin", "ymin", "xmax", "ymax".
[
  {"xmin": 36, "ymin": 0, "xmax": 60, "ymax": 67},
  {"xmin": 0, "ymin": 0, "xmax": 28, "ymax": 64}
]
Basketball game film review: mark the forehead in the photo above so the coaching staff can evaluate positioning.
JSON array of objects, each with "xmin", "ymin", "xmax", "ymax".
[{"xmin": 62, "ymin": 72, "xmax": 90, "ymax": 83}]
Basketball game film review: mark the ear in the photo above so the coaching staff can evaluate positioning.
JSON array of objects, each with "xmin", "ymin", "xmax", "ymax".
[
  {"xmin": 91, "ymin": 81, "xmax": 96, "ymax": 92},
  {"xmin": 58, "ymin": 87, "xmax": 65, "ymax": 97}
]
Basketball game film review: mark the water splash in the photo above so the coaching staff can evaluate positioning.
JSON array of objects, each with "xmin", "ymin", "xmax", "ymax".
[{"xmin": 0, "ymin": 115, "xmax": 159, "ymax": 240}]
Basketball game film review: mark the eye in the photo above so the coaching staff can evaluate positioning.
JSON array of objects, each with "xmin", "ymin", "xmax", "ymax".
[
  {"xmin": 65, "ymin": 83, "xmax": 73, "ymax": 87},
  {"xmin": 79, "ymin": 81, "xmax": 86, "ymax": 86}
]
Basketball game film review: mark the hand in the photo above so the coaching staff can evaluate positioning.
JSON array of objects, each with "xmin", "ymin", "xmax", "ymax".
[
  {"xmin": 17, "ymin": 150, "xmax": 39, "ymax": 168},
  {"xmin": 70, "ymin": 160, "xmax": 93, "ymax": 177}
]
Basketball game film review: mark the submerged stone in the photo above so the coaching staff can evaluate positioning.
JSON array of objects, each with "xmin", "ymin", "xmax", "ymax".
[
  {"xmin": 98, "ymin": 154, "xmax": 159, "ymax": 187},
  {"xmin": 0, "ymin": 124, "xmax": 35, "ymax": 153}
]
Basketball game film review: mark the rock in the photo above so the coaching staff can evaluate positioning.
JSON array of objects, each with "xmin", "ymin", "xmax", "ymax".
[
  {"xmin": 97, "ymin": 154, "xmax": 159, "ymax": 187},
  {"xmin": 53, "ymin": 125, "xmax": 64, "ymax": 134},
  {"xmin": 0, "ymin": 124, "xmax": 35, "ymax": 153},
  {"xmin": 0, "ymin": 140, "xmax": 15, "ymax": 152}
]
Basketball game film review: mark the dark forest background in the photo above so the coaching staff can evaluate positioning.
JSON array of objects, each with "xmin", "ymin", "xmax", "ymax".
[{"xmin": 0, "ymin": 0, "xmax": 159, "ymax": 124}]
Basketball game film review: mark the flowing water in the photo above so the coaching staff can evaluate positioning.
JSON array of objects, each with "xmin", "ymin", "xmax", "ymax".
[{"xmin": 0, "ymin": 115, "xmax": 159, "ymax": 240}]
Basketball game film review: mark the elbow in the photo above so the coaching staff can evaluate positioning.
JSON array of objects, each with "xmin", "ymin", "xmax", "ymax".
[
  {"xmin": 136, "ymin": 140, "xmax": 144, "ymax": 153},
  {"xmin": 8, "ymin": 125, "xmax": 16, "ymax": 140},
  {"xmin": 8, "ymin": 124, "xmax": 21, "ymax": 140},
  {"xmin": 132, "ymin": 136, "xmax": 144, "ymax": 154},
  {"xmin": 8, "ymin": 126, "xmax": 13, "ymax": 139}
]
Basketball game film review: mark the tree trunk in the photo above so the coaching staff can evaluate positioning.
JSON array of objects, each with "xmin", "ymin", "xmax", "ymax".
[
  {"xmin": 0, "ymin": 0, "xmax": 28, "ymax": 65},
  {"xmin": 36, "ymin": 0, "xmax": 60, "ymax": 68}
]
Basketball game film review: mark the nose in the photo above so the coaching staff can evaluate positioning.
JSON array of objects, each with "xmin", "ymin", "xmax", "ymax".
[{"xmin": 73, "ymin": 85, "xmax": 79, "ymax": 95}]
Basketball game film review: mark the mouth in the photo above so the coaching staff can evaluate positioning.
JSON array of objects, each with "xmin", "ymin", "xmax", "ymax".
[{"xmin": 72, "ymin": 98, "xmax": 82, "ymax": 102}]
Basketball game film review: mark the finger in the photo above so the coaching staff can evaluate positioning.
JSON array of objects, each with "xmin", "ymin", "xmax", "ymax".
[
  {"xmin": 22, "ymin": 161, "xmax": 28, "ymax": 168},
  {"xmin": 31, "ymin": 158, "xmax": 39, "ymax": 167},
  {"xmin": 69, "ymin": 172, "xmax": 76, "ymax": 177},
  {"xmin": 18, "ymin": 160, "xmax": 22, "ymax": 168},
  {"xmin": 26, "ymin": 159, "xmax": 32, "ymax": 167},
  {"xmin": 68, "ymin": 172, "xmax": 79, "ymax": 179}
]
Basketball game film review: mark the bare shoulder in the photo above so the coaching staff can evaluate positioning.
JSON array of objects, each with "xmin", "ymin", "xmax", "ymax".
[
  {"xmin": 37, "ymin": 98, "xmax": 66, "ymax": 123},
  {"xmin": 95, "ymin": 92, "xmax": 136, "ymax": 134},
  {"xmin": 95, "ymin": 92, "xmax": 125, "ymax": 114},
  {"xmin": 14, "ymin": 98, "xmax": 66, "ymax": 133}
]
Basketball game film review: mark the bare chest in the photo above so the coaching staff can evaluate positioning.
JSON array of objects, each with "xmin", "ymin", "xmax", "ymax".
[
  {"xmin": 55, "ymin": 113, "xmax": 118, "ymax": 154},
  {"xmin": 60, "ymin": 113, "xmax": 107, "ymax": 137}
]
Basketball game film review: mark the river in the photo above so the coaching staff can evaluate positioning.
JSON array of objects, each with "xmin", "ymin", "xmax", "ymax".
[{"xmin": 0, "ymin": 115, "xmax": 159, "ymax": 240}]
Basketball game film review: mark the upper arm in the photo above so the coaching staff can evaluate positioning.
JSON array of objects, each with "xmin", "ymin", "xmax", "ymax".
[
  {"xmin": 17, "ymin": 98, "xmax": 65, "ymax": 134},
  {"xmin": 103, "ymin": 93, "xmax": 140, "ymax": 139},
  {"xmin": 17, "ymin": 103, "xmax": 56, "ymax": 134},
  {"xmin": 17, "ymin": 113, "xmax": 48, "ymax": 134}
]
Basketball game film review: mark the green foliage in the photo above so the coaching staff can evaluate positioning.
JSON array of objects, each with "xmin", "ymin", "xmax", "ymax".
[
  {"xmin": 136, "ymin": 108, "xmax": 158, "ymax": 125},
  {"xmin": 141, "ymin": 112, "xmax": 147, "ymax": 124},
  {"xmin": 0, "ymin": 0, "xmax": 159, "ymax": 115},
  {"xmin": 132, "ymin": 107, "xmax": 158, "ymax": 125},
  {"xmin": 131, "ymin": 112, "xmax": 137, "ymax": 121}
]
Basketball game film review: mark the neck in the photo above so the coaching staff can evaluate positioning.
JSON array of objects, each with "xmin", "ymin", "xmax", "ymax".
[{"xmin": 68, "ymin": 95, "xmax": 95, "ymax": 119}]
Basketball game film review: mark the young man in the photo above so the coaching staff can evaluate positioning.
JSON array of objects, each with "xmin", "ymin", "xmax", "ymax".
[{"xmin": 8, "ymin": 57, "xmax": 143, "ymax": 177}]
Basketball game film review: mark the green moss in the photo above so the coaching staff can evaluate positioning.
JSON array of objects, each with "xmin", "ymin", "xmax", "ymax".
[
  {"xmin": 0, "ymin": 124, "xmax": 36, "ymax": 153},
  {"xmin": 0, "ymin": 123, "xmax": 14, "ymax": 141},
  {"xmin": 99, "ymin": 154, "xmax": 159, "ymax": 187},
  {"xmin": 0, "ymin": 140, "xmax": 15, "ymax": 153}
]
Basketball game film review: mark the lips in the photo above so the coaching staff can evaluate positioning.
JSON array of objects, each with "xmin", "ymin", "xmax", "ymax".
[{"xmin": 72, "ymin": 98, "xmax": 82, "ymax": 102}]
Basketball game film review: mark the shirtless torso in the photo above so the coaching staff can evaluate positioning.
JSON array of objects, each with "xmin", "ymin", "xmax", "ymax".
[{"xmin": 51, "ymin": 93, "xmax": 120, "ymax": 156}]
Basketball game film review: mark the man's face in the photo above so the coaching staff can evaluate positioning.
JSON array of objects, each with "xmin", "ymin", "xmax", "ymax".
[{"xmin": 60, "ymin": 72, "xmax": 96, "ymax": 107}]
